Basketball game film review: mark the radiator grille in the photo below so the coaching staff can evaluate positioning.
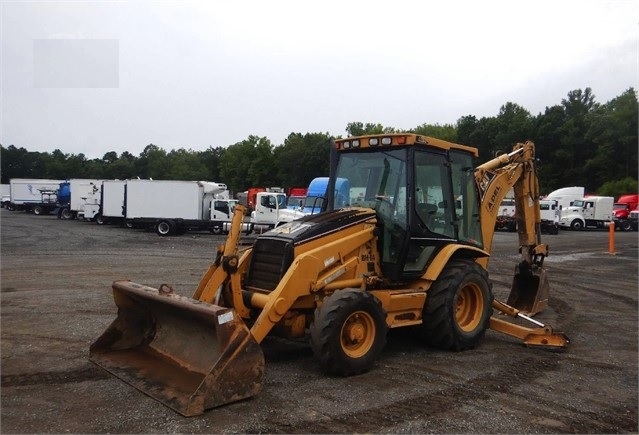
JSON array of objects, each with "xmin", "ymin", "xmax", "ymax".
[{"xmin": 246, "ymin": 238, "xmax": 293, "ymax": 291}]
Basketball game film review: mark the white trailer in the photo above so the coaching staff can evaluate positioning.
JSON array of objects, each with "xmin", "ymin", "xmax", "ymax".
[
  {"xmin": 7, "ymin": 178, "xmax": 64, "ymax": 214},
  {"xmin": 251, "ymin": 191, "xmax": 307, "ymax": 232},
  {"xmin": 545, "ymin": 186, "xmax": 585, "ymax": 212},
  {"xmin": 124, "ymin": 180, "xmax": 250, "ymax": 236},
  {"xmin": 558, "ymin": 196, "xmax": 614, "ymax": 230},
  {"xmin": 58, "ymin": 179, "xmax": 104, "ymax": 220},
  {"xmin": 97, "ymin": 180, "xmax": 127, "ymax": 225}
]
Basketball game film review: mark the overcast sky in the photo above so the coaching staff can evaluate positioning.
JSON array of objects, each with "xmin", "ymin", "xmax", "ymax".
[{"xmin": 1, "ymin": 0, "xmax": 638, "ymax": 159}]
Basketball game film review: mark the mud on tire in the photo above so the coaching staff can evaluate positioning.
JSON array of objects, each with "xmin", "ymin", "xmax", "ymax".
[{"xmin": 417, "ymin": 259, "xmax": 493, "ymax": 351}]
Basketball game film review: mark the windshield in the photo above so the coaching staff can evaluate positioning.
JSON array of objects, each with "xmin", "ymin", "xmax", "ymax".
[
  {"xmin": 613, "ymin": 203, "xmax": 627, "ymax": 210},
  {"xmin": 335, "ymin": 148, "xmax": 407, "ymax": 225},
  {"xmin": 573, "ymin": 200, "xmax": 585, "ymax": 207}
]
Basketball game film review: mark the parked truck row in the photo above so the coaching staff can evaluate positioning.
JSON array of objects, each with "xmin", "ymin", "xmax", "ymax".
[
  {"xmin": 4, "ymin": 179, "xmax": 637, "ymax": 235},
  {"xmin": 2, "ymin": 177, "xmax": 334, "ymax": 237}
]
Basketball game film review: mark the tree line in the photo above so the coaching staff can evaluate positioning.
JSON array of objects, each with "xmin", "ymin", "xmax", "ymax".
[{"xmin": 1, "ymin": 87, "xmax": 637, "ymax": 198}]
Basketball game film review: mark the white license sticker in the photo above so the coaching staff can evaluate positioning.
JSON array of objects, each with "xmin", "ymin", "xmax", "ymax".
[{"xmin": 218, "ymin": 311, "xmax": 234, "ymax": 325}]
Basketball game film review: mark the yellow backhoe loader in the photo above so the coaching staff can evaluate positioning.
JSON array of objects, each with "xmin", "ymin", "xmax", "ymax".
[{"xmin": 90, "ymin": 134, "xmax": 569, "ymax": 416}]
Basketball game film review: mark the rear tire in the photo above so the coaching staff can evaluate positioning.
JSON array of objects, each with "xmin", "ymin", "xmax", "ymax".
[
  {"xmin": 621, "ymin": 220, "xmax": 633, "ymax": 232},
  {"xmin": 156, "ymin": 220, "xmax": 174, "ymax": 236},
  {"xmin": 417, "ymin": 259, "xmax": 493, "ymax": 351},
  {"xmin": 95, "ymin": 214, "xmax": 107, "ymax": 225},
  {"xmin": 310, "ymin": 289, "xmax": 387, "ymax": 376},
  {"xmin": 32, "ymin": 205, "xmax": 44, "ymax": 215},
  {"xmin": 60, "ymin": 208, "xmax": 73, "ymax": 220}
]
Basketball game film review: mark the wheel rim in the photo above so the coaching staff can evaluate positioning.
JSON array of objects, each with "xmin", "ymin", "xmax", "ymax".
[
  {"xmin": 158, "ymin": 223, "xmax": 170, "ymax": 234},
  {"xmin": 340, "ymin": 310, "xmax": 375, "ymax": 358},
  {"xmin": 455, "ymin": 282, "xmax": 484, "ymax": 332}
]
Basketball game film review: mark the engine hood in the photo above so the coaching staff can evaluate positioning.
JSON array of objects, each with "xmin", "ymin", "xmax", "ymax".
[{"xmin": 259, "ymin": 207, "xmax": 377, "ymax": 245}]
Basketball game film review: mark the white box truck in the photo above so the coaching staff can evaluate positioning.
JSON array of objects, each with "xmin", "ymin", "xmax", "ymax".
[
  {"xmin": 57, "ymin": 179, "xmax": 104, "ymax": 220},
  {"xmin": 558, "ymin": 196, "xmax": 614, "ymax": 230},
  {"xmin": 96, "ymin": 180, "xmax": 127, "ymax": 225},
  {"xmin": 125, "ymin": 180, "xmax": 251, "ymax": 236},
  {"xmin": 7, "ymin": 178, "xmax": 64, "ymax": 214}
]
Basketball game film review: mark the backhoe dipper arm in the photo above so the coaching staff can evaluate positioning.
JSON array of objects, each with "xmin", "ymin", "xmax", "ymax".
[
  {"xmin": 474, "ymin": 141, "xmax": 551, "ymax": 317},
  {"xmin": 474, "ymin": 141, "xmax": 547, "ymax": 266}
]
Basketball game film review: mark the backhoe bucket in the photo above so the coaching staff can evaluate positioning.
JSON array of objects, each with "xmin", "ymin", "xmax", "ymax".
[
  {"xmin": 506, "ymin": 266, "xmax": 549, "ymax": 316},
  {"xmin": 90, "ymin": 280, "xmax": 264, "ymax": 417}
]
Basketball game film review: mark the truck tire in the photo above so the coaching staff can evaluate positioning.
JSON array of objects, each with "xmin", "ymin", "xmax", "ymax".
[
  {"xmin": 32, "ymin": 205, "xmax": 44, "ymax": 215},
  {"xmin": 6, "ymin": 203, "xmax": 15, "ymax": 211},
  {"xmin": 95, "ymin": 214, "xmax": 107, "ymax": 225},
  {"xmin": 417, "ymin": 259, "xmax": 493, "ymax": 351},
  {"xmin": 156, "ymin": 220, "xmax": 175, "ymax": 236},
  {"xmin": 211, "ymin": 226, "xmax": 223, "ymax": 235},
  {"xmin": 310, "ymin": 289, "xmax": 387, "ymax": 376},
  {"xmin": 621, "ymin": 220, "xmax": 633, "ymax": 232},
  {"xmin": 59, "ymin": 207, "xmax": 73, "ymax": 220},
  {"xmin": 570, "ymin": 219, "xmax": 584, "ymax": 231}
]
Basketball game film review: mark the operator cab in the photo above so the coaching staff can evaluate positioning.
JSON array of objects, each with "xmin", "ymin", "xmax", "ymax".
[{"xmin": 328, "ymin": 134, "xmax": 483, "ymax": 280}]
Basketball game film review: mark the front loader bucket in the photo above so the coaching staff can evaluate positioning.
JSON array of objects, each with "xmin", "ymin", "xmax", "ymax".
[
  {"xmin": 90, "ymin": 280, "xmax": 264, "ymax": 417},
  {"xmin": 506, "ymin": 265, "xmax": 549, "ymax": 316}
]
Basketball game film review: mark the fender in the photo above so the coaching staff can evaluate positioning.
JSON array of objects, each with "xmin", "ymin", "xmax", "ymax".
[{"xmin": 421, "ymin": 243, "xmax": 490, "ymax": 282}]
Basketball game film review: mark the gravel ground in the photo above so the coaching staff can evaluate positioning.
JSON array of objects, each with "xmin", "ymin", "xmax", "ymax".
[{"xmin": 1, "ymin": 208, "xmax": 637, "ymax": 434}]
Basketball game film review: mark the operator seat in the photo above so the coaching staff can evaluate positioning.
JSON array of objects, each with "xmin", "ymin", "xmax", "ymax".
[{"xmin": 417, "ymin": 203, "xmax": 438, "ymax": 228}]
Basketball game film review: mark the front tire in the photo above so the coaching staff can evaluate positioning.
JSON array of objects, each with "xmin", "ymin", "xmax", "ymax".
[
  {"xmin": 417, "ymin": 259, "xmax": 493, "ymax": 351},
  {"xmin": 621, "ymin": 220, "xmax": 633, "ymax": 232},
  {"xmin": 310, "ymin": 289, "xmax": 387, "ymax": 376},
  {"xmin": 570, "ymin": 219, "xmax": 584, "ymax": 231},
  {"xmin": 32, "ymin": 205, "xmax": 44, "ymax": 215}
]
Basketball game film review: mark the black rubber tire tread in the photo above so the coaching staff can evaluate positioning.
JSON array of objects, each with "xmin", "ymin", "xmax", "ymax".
[
  {"xmin": 570, "ymin": 219, "xmax": 583, "ymax": 231},
  {"xmin": 621, "ymin": 220, "xmax": 633, "ymax": 231},
  {"xmin": 418, "ymin": 259, "xmax": 493, "ymax": 351},
  {"xmin": 95, "ymin": 214, "xmax": 106, "ymax": 225},
  {"xmin": 32, "ymin": 206, "xmax": 43, "ymax": 215},
  {"xmin": 156, "ymin": 220, "xmax": 174, "ymax": 236},
  {"xmin": 60, "ymin": 208, "xmax": 73, "ymax": 220},
  {"xmin": 309, "ymin": 289, "xmax": 387, "ymax": 377}
]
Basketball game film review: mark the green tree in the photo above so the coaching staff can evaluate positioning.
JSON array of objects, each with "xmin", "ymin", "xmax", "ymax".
[
  {"xmin": 135, "ymin": 144, "xmax": 170, "ymax": 179},
  {"xmin": 494, "ymin": 102, "xmax": 534, "ymax": 150},
  {"xmin": 219, "ymin": 136, "xmax": 275, "ymax": 193},
  {"xmin": 411, "ymin": 123, "xmax": 457, "ymax": 142},
  {"xmin": 345, "ymin": 122, "xmax": 396, "ymax": 136},
  {"xmin": 273, "ymin": 132, "xmax": 331, "ymax": 189},
  {"xmin": 597, "ymin": 177, "xmax": 638, "ymax": 198},
  {"xmin": 165, "ymin": 148, "xmax": 209, "ymax": 180}
]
